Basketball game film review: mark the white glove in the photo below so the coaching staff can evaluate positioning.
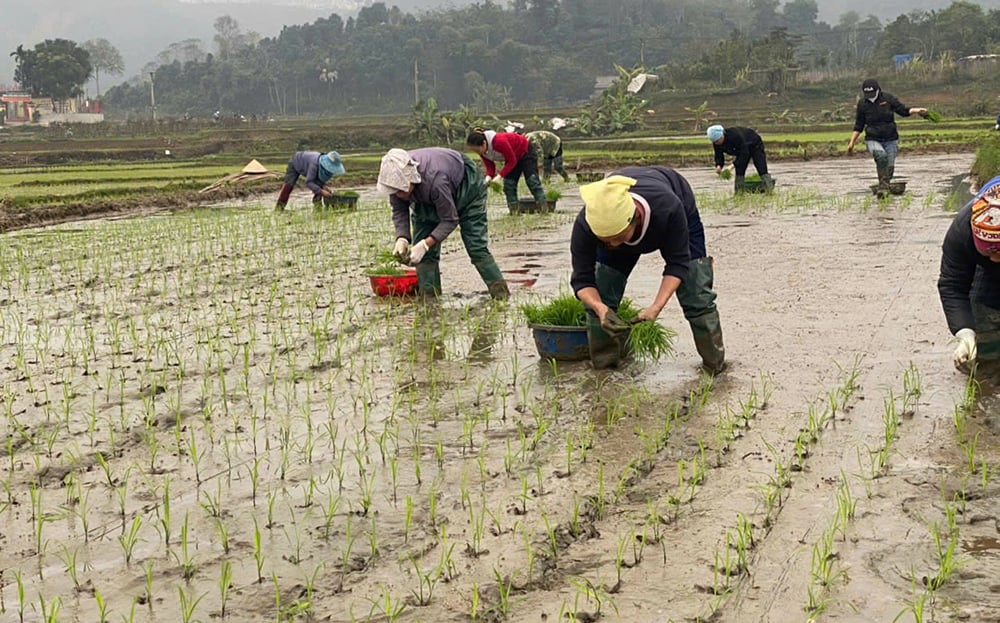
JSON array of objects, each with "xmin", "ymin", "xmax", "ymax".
[
  {"xmin": 483, "ymin": 175, "xmax": 493, "ymax": 185},
  {"xmin": 953, "ymin": 328, "xmax": 977, "ymax": 370},
  {"xmin": 409, "ymin": 239, "xmax": 430, "ymax": 265},
  {"xmin": 392, "ymin": 237, "xmax": 410, "ymax": 263}
]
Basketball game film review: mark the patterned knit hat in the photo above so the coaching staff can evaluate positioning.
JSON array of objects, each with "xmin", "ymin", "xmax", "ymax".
[{"xmin": 971, "ymin": 179, "xmax": 1000, "ymax": 255}]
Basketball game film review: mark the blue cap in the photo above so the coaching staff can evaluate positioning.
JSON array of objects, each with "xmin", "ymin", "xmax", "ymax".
[
  {"xmin": 318, "ymin": 151, "xmax": 345, "ymax": 182},
  {"xmin": 707, "ymin": 125, "xmax": 724, "ymax": 142}
]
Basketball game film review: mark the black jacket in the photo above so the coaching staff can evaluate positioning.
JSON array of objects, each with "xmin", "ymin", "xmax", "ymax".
[
  {"xmin": 712, "ymin": 127, "xmax": 764, "ymax": 170},
  {"xmin": 852, "ymin": 92, "xmax": 911, "ymax": 142},
  {"xmin": 938, "ymin": 196, "xmax": 1000, "ymax": 334},
  {"xmin": 571, "ymin": 166, "xmax": 705, "ymax": 293}
]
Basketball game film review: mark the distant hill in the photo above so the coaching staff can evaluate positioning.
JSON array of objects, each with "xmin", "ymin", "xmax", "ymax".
[
  {"xmin": 0, "ymin": 0, "xmax": 335, "ymax": 93},
  {"xmin": 6, "ymin": 0, "xmax": 1000, "ymax": 97}
]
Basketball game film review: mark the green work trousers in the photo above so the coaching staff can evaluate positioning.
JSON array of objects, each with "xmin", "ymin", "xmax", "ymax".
[
  {"xmin": 411, "ymin": 155, "xmax": 507, "ymax": 298},
  {"xmin": 587, "ymin": 257, "xmax": 725, "ymax": 372}
]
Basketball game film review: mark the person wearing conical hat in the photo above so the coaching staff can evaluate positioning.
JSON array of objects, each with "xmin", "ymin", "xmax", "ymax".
[
  {"xmin": 938, "ymin": 175, "xmax": 1000, "ymax": 372},
  {"xmin": 377, "ymin": 147, "xmax": 510, "ymax": 301},
  {"xmin": 274, "ymin": 150, "xmax": 345, "ymax": 210},
  {"xmin": 570, "ymin": 166, "xmax": 725, "ymax": 372}
]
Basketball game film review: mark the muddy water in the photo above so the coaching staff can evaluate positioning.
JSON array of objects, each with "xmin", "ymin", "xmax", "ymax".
[{"xmin": 1, "ymin": 152, "xmax": 998, "ymax": 623}]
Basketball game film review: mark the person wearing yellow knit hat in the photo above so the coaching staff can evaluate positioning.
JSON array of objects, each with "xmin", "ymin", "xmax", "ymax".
[
  {"xmin": 938, "ymin": 175, "xmax": 1000, "ymax": 372},
  {"xmin": 570, "ymin": 166, "xmax": 725, "ymax": 372}
]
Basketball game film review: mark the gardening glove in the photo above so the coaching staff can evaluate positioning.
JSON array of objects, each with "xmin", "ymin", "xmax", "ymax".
[
  {"xmin": 409, "ymin": 239, "xmax": 430, "ymax": 265},
  {"xmin": 600, "ymin": 309, "xmax": 631, "ymax": 336},
  {"xmin": 392, "ymin": 237, "xmax": 410, "ymax": 263},
  {"xmin": 953, "ymin": 328, "xmax": 977, "ymax": 370}
]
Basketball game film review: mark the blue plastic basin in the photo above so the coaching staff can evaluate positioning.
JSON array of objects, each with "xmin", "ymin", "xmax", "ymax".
[{"xmin": 530, "ymin": 324, "xmax": 590, "ymax": 361}]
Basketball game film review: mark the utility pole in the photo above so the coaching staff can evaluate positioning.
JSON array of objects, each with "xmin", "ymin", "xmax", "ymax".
[
  {"xmin": 414, "ymin": 58, "xmax": 419, "ymax": 104},
  {"xmin": 149, "ymin": 72, "xmax": 156, "ymax": 121}
]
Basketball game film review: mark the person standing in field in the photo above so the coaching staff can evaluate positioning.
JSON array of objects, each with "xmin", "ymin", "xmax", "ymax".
[
  {"xmin": 706, "ymin": 124, "xmax": 773, "ymax": 193},
  {"xmin": 846, "ymin": 78, "xmax": 927, "ymax": 192},
  {"xmin": 526, "ymin": 130, "xmax": 570, "ymax": 182},
  {"xmin": 274, "ymin": 151, "xmax": 345, "ymax": 210},
  {"xmin": 466, "ymin": 127, "xmax": 546, "ymax": 211},
  {"xmin": 377, "ymin": 147, "xmax": 510, "ymax": 301},
  {"xmin": 938, "ymin": 175, "xmax": 1000, "ymax": 372},
  {"xmin": 569, "ymin": 166, "xmax": 725, "ymax": 372}
]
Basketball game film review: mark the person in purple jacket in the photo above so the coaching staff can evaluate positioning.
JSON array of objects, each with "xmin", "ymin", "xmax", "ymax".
[
  {"xmin": 570, "ymin": 166, "xmax": 725, "ymax": 372},
  {"xmin": 377, "ymin": 147, "xmax": 509, "ymax": 300},
  {"xmin": 275, "ymin": 150, "xmax": 345, "ymax": 210}
]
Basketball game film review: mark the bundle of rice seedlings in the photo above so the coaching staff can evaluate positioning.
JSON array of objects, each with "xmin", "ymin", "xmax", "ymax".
[
  {"xmin": 719, "ymin": 168, "xmax": 733, "ymax": 180},
  {"xmin": 923, "ymin": 110, "xmax": 943, "ymax": 123},
  {"xmin": 521, "ymin": 294, "xmax": 674, "ymax": 361},
  {"xmin": 368, "ymin": 250, "xmax": 407, "ymax": 276},
  {"xmin": 521, "ymin": 293, "xmax": 587, "ymax": 326},
  {"xmin": 487, "ymin": 180, "xmax": 503, "ymax": 194},
  {"xmin": 617, "ymin": 299, "xmax": 676, "ymax": 361}
]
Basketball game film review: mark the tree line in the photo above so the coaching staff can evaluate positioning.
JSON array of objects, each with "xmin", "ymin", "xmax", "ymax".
[{"xmin": 13, "ymin": 0, "xmax": 1000, "ymax": 118}]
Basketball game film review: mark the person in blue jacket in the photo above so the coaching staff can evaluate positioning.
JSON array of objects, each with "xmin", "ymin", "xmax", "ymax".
[
  {"xmin": 275, "ymin": 151, "xmax": 345, "ymax": 210},
  {"xmin": 570, "ymin": 166, "xmax": 725, "ymax": 372}
]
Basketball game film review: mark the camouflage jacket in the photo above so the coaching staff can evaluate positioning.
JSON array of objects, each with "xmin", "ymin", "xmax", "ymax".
[{"xmin": 526, "ymin": 130, "xmax": 562, "ymax": 158}]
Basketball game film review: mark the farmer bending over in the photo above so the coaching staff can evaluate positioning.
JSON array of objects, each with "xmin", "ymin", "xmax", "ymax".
[
  {"xmin": 570, "ymin": 167, "xmax": 726, "ymax": 372},
  {"xmin": 707, "ymin": 124, "xmax": 773, "ymax": 193},
  {"xmin": 466, "ymin": 128, "xmax": 546, "ymax": 212},
  {"xmin": 526, "ymin": 130, "xmax": 570, "ymax": 183},
  {"xmin": 377, "ymin": 147, "xmax": 510, "ymax": 301},
  {"xmin": 938, "ymin": 176, "xmax": 1000, "ymax": 373},
  {"xmin": 275, "ymin": 151, "xmax": 345, "ymax": 210}
]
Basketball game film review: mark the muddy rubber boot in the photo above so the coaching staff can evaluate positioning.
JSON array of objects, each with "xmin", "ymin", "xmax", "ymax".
[
  {"xmin": 526, "ymin": 174, "xmax": 546, "ymax": 203},
  {"xmin": 503, "ymin": 177, "xmax": 519, "ymax": 207},
  {"xmin": 689, "ymin": 310, "xmax": 726, "ymax": 374},
  {"xmin": 507, "ymin": 202, "xmax": 521, "ymax": 215},
  {"xmin": 275, "ymin": 183, "xmax": 294, "ymax": 210},
  {"xmin": 486, "ymin": 280, "xmax": 510, "ymax": 301},
  {"xmin": 734, "ymin": 175, "xmax": 747, "ymax": 194},
  {"xmin": 760, "ymin": 174, "xmax": 774, "ymax": 192},
  {"xmin": 587, "ymin": 315, "xmax": 623, "ymax": 370},
  {"xmin": 415, "ymin": 263, "xmax": 442, "ymax": 299}
]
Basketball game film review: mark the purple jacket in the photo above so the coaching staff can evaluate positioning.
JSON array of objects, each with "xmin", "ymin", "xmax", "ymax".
[
  {"xmin": 390, "ymin": 148, "xmax": 467, "ymax": 243},
  {"xmin": 289, "ymin": 151, "xmax": 327, "ymax": 194}
]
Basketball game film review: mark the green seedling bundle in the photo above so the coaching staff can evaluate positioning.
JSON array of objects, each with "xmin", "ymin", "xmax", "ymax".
[{"xmin": 520, "ymin": 293, "xmax": 674, "ymax": 360}]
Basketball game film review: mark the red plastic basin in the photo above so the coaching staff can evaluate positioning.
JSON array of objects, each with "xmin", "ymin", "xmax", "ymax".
[{"xmin": 369, "ymin": 270, "xmax": 419, "ymax": 297}]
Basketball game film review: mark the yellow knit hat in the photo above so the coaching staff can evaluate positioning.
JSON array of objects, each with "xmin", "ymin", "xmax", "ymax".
[{"xmin": 581, "ymin": 175, "xmax": 638, "ymax": 237}]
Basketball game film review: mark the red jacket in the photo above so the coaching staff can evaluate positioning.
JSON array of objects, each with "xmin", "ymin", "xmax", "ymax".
[{"xmin": 480, "ymin": 132, "xmax": 530, "ymax": 178}]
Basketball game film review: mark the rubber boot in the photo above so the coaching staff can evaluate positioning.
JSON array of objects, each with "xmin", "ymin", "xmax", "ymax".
[
  {"xmin": 507, "ymin": 202, "xmax": 521, "ymax": 215},
  {"xmin": 587, "ymin": 264, "xmax": 629, "ymax": 369},
  {"xmin": 734, "ymin": 175, "xmax": 747, "ymax": 194},
  {"xmin": 760, "ymin": 173, "xmax": 774, "ymax": 192},
  {"xmin": 275, "ymin": 183, "xmax": 294, "ymax": 210},
  {"xmin": 689, "ymin": 310, "xmax": 726, "ymax": 374},
  {"xmin": 503, "ymin": 177, "xmax": 519, "ymax": 207},
  {"xmin": 486, "ymin": 280, "xmax": 510, "ymax": 301},
  {"xmin": 587, "ymin": 315, "xmax": 624, "ymax": 369},
  {"xmin": 415, "ymin": 263, "xmax": 442, "ymax": 299},
  {"xmin": 526, "ymin": 174, "xmax": 546, "ymax": 203}
]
